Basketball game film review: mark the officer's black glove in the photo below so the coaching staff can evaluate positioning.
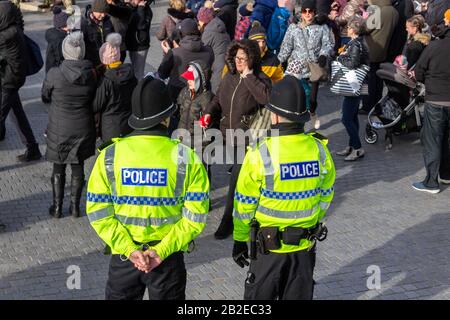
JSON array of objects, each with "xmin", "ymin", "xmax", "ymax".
[
  {"xmin": 232, "ymin": 241, "xmax": 249, "ymax": 268},
  {"xmin": 318, "ymin": 55, "xmax": 327, "ymax": 68}
]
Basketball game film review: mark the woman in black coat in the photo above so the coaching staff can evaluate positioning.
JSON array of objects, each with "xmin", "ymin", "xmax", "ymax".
[
  {"xmin": 93, "ymin": 33, "xmax": 138, "ymax": 142},
  {"xmin": 42, "ymin": 32, "xmax": 98, "ymax": 219},
  {"xmin": 335, "ymin": 18, "xmax": 370, "ymax": 161},
  {"xmin": 404, "ymin": 15, "xmax": 430, "ymax": 68}
]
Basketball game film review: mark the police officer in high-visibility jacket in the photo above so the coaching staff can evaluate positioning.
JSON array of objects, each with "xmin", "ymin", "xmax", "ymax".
[
  {"xmin": 86, "ymin": 76, "xmax": 210, "ymax": 300},
  {"xmin": 232, "ymin": 75, "xmax": 335, "ymax": 300}
]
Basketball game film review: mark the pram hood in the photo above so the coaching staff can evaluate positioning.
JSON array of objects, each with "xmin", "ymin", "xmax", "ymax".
[{"xmin": 376, "ymin": 63, "xmax": 417, "ymax": 89}]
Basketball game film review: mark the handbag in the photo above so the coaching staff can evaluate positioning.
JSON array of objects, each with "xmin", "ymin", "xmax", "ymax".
[
  {"xmin": 330, "ymin": 61, "xmax": 370, "ymax": 96},
  {"xmin": 299, "ymin": 27, "xmax": 328, "ymax": 82},
  {"xmin": 23, "ymin": 34, "xmax": 44, "ymax": 76},
  {"xmin": 242, "ymin": 106, "xmax": 272, "ymax": 141}
]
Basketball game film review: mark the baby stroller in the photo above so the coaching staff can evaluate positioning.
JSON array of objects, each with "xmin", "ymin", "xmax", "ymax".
[{"xmin": 364, "ymin": 63, "xmax": 425, "ymax": 149}]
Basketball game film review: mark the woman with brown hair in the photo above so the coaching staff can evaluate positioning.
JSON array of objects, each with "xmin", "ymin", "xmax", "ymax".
[
  {"xmin": 201, "ymin": 39, "xmax": 272, "ymax": 239},
  {"xmin": 156, "ymin": 0, "xmax": 195, "ymax": 42},
  {"xmin": 403, "ymin": 15, "xmax": 430, "ymax": 68}
]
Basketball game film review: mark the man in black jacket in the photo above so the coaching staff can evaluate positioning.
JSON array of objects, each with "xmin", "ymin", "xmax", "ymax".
[
  {"xmin": 0, "ymin": 1, "xmax": 41, "ymax": 162},
  {"xmin": 412, "ymin": 13, "xmax": 450, "ymax": 193},
  {"xmin": 81, "ymin": 0, "xmax": 115, "ymax": 68}
]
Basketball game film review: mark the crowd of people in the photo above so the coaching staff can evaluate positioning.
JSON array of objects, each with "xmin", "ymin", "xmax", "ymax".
[{"xmin": 0, "ymin": 0, "xmax": 449, "ymax": 280}]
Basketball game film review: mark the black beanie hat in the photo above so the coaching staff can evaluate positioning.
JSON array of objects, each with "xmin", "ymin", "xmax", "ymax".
[
  {"xmin": 178, "ymin": 18, "xmax": 200, "ymax": 37},
  {"xmin": 301, "ymin": 0, "xmax": 317, "ymax": 10},
  {"xmin": 91, "ymin": 0, "xmax": 109, "ymax": 13},
  {"xmin": 266, "ymin": 75, "xmax": 309, "ymax": 123},
  {"xmin": 53, "ymin": 6, "xmax": 69, "ymax": 29},
  {"xmin": 248, "ymin": 21, "xmax": 266, "ymax": 40},
  {"xmin": 128, "ymin": 77, "xmax": 176, "ymax": 130}
]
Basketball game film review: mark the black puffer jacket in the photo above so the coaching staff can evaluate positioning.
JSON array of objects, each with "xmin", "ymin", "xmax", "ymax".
[
  {"xmin": 215, "ymin": 0, "xmax": 239, "ymax": 39},
  {"xmin": 42, "ymin": 59, "xmax": 98, "ymax": 164},
  {"xmin": 44, "ymin": 28, "xmax": 67, "ymax": 73},
  {"xmin": 81, "ymin": 8, "xmax": 115, "ymax": 67},
  {"xmin": 158, "ymin": 35, "xmax": 214, "ymax": 102},
  {"xmin": 404, "ymin": 32, "xmax": 430, "ymax": 67},
  {"xmin": 177, "ymin": 60, "xmax": 214, "ymax": 142},
  {"xmin": 0, "ymin": 1, "xmax": 26, "ymax": 89},
  {"xmin": 92, "ymin": 63, "xmax": 137, "ymax": 141}
]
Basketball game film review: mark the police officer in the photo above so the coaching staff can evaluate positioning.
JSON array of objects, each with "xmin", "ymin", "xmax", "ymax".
[
  {"xmin": 232, "ymin": 75, "xmax": 336, "ymax": 300},
  {"xmin": 86, "ymin": 76, "xmax": 210, "ymax": 300}
]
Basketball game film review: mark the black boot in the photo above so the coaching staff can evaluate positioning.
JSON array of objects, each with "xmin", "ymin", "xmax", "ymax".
[
  {"xmin": 17, "ymin": 143, "xmax": 42, "ymax": 162},
  {"xmin": 49, "ymin": 174, "xmax": 65, "ymax": 218},
  {"xmin": 69, "ymin": 176, "xmax": 85, "ymax": 218},
  {"xmin": 214, "ymin": 214, "xmax": 233, "ymax": 240}
]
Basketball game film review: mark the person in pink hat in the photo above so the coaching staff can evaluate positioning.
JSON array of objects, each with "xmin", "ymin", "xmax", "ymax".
[{"xmin": 93, "ymin": 33, "xmax": 138, "ymax": 142}]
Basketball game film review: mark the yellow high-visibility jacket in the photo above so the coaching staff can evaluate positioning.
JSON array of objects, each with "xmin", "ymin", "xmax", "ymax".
[
  {"xmin": 233, "ymin": 130, "xmax": 335, "ymax": 253},
  {"xmin": 86, "ymin": 132, "xmax": 210, "ymax": 260}
]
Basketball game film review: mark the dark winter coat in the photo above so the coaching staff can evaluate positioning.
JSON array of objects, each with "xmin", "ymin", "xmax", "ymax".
[
  {"xmin": 215, "ymin": 0, "xmax": 239, "ymax": 39},
  {"xmin": 92, "ymin": 63, "xmax": 137, "ymax": 141},
  {"xmin": 337, "ymin": 36, "xmax": 370, "ymax": 69},
  {"xmin": 201, "ymin": 17, "xmax": 230, "ymax": 94},
  {"xmin": 158, "ymin": 35, "xmax": 214, "ymax": 102},
  {"xmin": 415, "ymin": 27, "xmax": 450, "ymax": 103},
  {"xmin": 425, "ymin": 0, "xmax": 450, "ymax": 29},
  {"xmin": 404, "ymin": 32, "xmax": 430, "ymax": 67},
  {"xmin": 44, "ymin": 28, "xmax": 67, "ymax": 73},
  {"xmin": 42, "ymin": 59, "xmax": 98, "ymax": 164},
  {"xmin": 0, "ymin": 1, "xmax": 26, "ymax": 89},
  {"xmin": 156, "ymin": 8, "xmax": 195, "ymax": 41},
  {"xmin": 205, "ymin": 41, "xmax": 272, "ymax": 140},
  {"xmin": 177, "ymin": 61, "xmax": 214, "ymax": 144},
  {"xmin": 81, "ymin": 9, "xmax": 115, "ymax": 67},
  {"xmin": 108, "ymin": 3, "xmax": 153, "ymax": 52},
  {"xmin": 386, "ymin": 0, "xmax": 415, "ymax": 62},
  {"xmin": 364, "ymin": 0, "xmax": 399, "ymax": 63},
  {"xmin": 108, "ymin": 4, "xmax": 129, "ymax": 53}
]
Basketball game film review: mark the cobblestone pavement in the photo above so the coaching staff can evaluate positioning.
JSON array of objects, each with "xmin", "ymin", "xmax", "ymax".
[{"xmin": 0, "ymin": 1, "xmax": 449, "ymax": 300}]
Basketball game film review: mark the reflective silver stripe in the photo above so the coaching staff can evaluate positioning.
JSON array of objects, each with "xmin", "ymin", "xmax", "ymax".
[
  {"xmin": 182, "ymin": 207, "xmax": 207, "ymax": 223},
  {"xmin": 175, "ymin": 144, "xmax": 188, "ymax": 197},
  {"xmin": 257, "ymin": 204, "xmax": 317, "ymax": 219},
  {"xmin": 314, "ymin": 140, "xmax": 327, "ymax": 174},
  {"xmin": 115, "ymin": 214, "xmax": 181, "ymax": 227},
  {"xmin": 319, "ymin": 202, "xmax": 330, "ymax": 210},
  {"xmin": 233, "ymin": 209, "xmax": 253, "ymax": 220},
  {"xmin": 87, "ymin": 207, "xmax": 114, "ymax": 222},
  {"xmin": 258, "ymin": 143, "xmax": 274, "ymax": 190},
  {"xmin": 104, "ymin": 145, "xmax": 117, "ymax": 198}
]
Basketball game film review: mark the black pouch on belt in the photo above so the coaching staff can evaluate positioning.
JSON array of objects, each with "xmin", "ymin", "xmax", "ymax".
[
  {"xmin": 282, "ymin": 227, "xmax": 307, "ymax": 245},
  {"xmin": 258, "ymin": 227, "xmax": 281, "ymax": 251}
]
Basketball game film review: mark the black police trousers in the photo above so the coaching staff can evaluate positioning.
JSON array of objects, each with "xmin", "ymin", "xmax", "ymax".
[
  {"xmin": 244, "ymin": 249, "xmax": 315, "ymax": 300},
  {"xmin": 105, "ymin": 252, "xmax": 186, "ymax": 300}
]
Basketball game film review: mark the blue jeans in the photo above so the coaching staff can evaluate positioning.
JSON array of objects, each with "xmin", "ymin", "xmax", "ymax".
[{"xmin": 342, "ymin": 96, "xmax": 362, "ymax": 149}]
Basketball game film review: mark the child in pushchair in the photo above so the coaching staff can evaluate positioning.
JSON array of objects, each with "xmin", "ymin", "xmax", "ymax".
[{"xmin": 364, "ymin": 62, "xmax": 425, "ymax": 149}]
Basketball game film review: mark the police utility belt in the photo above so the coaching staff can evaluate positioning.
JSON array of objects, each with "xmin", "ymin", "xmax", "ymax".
[{"xmin": 252, "ymin": 221, "xmax": 328, "ymax": 256}]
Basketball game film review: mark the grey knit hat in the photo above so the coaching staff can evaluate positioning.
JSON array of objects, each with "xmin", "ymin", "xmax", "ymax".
[{"xmin": 62, "ymin": 32, "xmax": 85, "ymax": 60}]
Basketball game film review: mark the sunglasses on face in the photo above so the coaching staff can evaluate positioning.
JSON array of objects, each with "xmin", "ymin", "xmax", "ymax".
[{"xmin": 301, "ymin": 8, "xmax": 315, "ymax": 14}]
